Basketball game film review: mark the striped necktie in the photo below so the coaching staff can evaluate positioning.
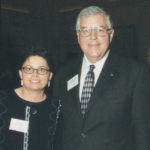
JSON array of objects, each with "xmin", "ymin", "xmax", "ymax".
[{"xmin": 81, "ymin": 65, "xmax": 95, "ymax": 115}]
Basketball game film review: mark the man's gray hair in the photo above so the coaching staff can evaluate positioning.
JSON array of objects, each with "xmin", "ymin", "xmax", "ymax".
[{"xmin": 76, "ymin": 6, "xmax": 113, "ymax": 32}]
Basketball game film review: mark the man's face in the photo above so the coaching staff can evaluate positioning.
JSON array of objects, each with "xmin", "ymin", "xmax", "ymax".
[{"xmin": 77, "ymin": 13, "xmax": 114, "ymax": 63}]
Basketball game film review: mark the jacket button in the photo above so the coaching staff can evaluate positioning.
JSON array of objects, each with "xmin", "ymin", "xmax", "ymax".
[{"xmin": 81, "ymin": 133, "xmax": 86, "ymax": 138}]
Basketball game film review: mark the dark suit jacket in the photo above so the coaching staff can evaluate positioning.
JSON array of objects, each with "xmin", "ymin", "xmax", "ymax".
[{"xmin": 53, "ymin": 51, "xmax": 150, "ymax": 150}]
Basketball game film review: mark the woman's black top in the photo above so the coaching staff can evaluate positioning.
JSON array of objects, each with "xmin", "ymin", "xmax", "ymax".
[{"xmin": 0, "ymin": 90, "xmax": 61, "ymax": 150}]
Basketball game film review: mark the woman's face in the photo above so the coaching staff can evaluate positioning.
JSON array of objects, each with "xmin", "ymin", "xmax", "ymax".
[{"xmin": 19, "ymin": 55, "xmax": 53, "ymax": 92}]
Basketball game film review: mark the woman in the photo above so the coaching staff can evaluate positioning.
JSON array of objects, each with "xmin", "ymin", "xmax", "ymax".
[{"xmin": 0, "ymin": 47, "xmax": 61, "ymax": 150}]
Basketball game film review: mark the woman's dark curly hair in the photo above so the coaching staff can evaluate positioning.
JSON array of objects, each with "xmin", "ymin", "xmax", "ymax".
[{"xmin": 18, "ymin": 46, "xmax": 54, "ymax": 72}]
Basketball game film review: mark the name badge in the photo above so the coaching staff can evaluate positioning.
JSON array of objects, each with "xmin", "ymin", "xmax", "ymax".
[
  {"xmin": 9, "ymin": 118, "xmax": 29, "ymax": 133},
  {"xmin": 67, "ymin": 74, "xmax": 79, "ymax": 91}
]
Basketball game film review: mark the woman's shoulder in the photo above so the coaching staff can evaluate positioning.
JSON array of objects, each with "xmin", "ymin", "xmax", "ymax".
[
  {"xmin": 48, "ymin": 97, "xmax": 61, "ymax": 111},
  {"xmin": 47, "ymin": 97, "xmax": 62, "ymax": 140},
  {"xmin": 0, "ymin": 90, "xmax": 16, "ymax": 107},
  {"xmin": 0, "ymin": 90, "xmax": 8, "ymax": 129},
  {"xmin": 0, "ymin": 90, "xmax": 7, "ymax": 99},
  {"xmin": 0, "ymin": 90, "xmax": 10, "ymax": 105},
  {"xmin": 0, "ymin": 90, "xmax": 9, "ymax": 111}
]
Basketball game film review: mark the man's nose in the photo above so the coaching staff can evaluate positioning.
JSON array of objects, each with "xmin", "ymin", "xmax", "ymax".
[{"xmin": 90, "ymin": 29, "xmax": 98, "ymax": 40}]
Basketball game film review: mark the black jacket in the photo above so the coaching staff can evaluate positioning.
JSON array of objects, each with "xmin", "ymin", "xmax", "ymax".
[
  {"xmin": 0, "ymin": 90, "xmax": 61, "ymax": 150},
  {"xmin": 53, "ymin": 51, "xmax": 150, "ymax": 150}
]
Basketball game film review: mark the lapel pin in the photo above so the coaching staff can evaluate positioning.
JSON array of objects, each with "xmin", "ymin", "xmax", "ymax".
[{"xmin": 110, "ymin": 73, "xmax": 114, "ymax": 77}]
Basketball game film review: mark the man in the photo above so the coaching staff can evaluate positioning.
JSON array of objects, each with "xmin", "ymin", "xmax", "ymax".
[{"xmin": 53, "ymin": 6, "xmax": 150, "ymax": 150}]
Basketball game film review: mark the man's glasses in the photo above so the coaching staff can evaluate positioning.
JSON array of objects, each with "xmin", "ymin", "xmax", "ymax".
[
  {"xmin": 22, "ymin": 66, "xmax": 50, "ymax": 75},
  {"xmin": 78, "ymin": 26, "xmax": 112, "ymax": 37}
]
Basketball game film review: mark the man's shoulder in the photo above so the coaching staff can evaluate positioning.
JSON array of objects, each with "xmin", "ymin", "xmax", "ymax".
[
  {"xmin": 57, "ymin": 54, "xmax": 82, "ymax": 73},
  {"xmin": 108, "ymin": 51, "xmax": 149, "ymax": 74},
  {"xmin": 109, "ymin": 51, "xmax": 144, "ymax": 66},
  {"xmin": 65, "ymin": 54, "xmax": 82, "ymax": 67}
]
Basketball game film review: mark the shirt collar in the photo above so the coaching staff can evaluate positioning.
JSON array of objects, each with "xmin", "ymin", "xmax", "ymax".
[{"xmin": 83, "ymin": 50, "xmax": 110, "ymax": 69}]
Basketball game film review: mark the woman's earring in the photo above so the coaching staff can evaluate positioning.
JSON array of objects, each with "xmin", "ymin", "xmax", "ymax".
[
  {"xmin": 21, "ymin": 80, "xmax": 23, "ymax": 86},
  {"xmin": 48, "ymin": 80, "xmax": 50, "ymax": 87}
]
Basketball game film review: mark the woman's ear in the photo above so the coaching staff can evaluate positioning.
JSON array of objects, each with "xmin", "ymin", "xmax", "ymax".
[
  {"xmin": 49, "ymin": 72, "xmax": 53, "ymax": 80},
  {"xmin": 19, "ymin": 70, "xmax": 23, "ymax": 79}
]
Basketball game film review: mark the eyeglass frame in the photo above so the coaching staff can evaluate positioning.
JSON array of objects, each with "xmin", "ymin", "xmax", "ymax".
[
  {"xmin": 21, "ymin": 66, "xmax": 50, "ymax": 75},
  {"xmin": 77, "ymin": 26, "xmax": 112, "ymax": 37}
]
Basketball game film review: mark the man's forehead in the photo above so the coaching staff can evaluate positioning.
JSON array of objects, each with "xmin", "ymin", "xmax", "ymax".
[{"xmin": 80, "ymin": 26, "xmax": 107, "ymax": 29}]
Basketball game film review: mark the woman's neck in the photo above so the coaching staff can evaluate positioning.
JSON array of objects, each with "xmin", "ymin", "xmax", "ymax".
[{"xmin": 15, "ymin": 87, "xmax": 46, "ymax": 103}]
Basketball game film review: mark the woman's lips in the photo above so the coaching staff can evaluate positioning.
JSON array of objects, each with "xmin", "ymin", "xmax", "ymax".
[{"xmin": 30, "ymin": 80, "xmax": 40, "ymax": 83}]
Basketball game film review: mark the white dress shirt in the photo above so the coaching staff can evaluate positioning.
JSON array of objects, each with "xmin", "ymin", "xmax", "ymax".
[{"xmin": 79, "ymin": 50, "xmax": 110, "ymax": 101}]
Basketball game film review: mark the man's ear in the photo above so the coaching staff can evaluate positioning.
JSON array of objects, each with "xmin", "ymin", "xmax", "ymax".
[
  {"xmin": 109, "ymin": 29, "xmax": 114, "ymax": 43},
  {"xmin": 77, "ymin": 33, "xmax": 80, "ymax": 44}
]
